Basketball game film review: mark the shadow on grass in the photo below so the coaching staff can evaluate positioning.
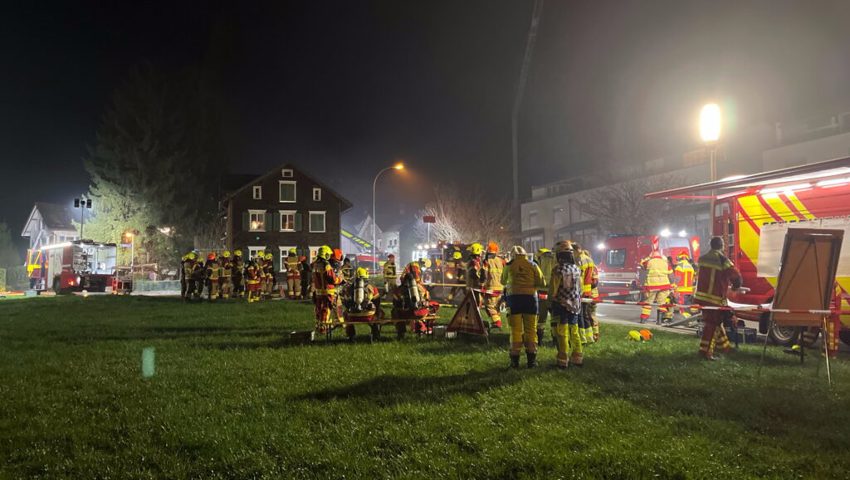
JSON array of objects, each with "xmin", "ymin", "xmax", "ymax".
[
  {"xmin": 55, "ymin": 327, "xmax": 287, "ymax": 343},
  {"xmin": 298, "ymin": 366, "xmax": 542, "ymax": 406},
  {"xmin": 568, "ymin": 350, "xmax": 850, "ymax": 456}
]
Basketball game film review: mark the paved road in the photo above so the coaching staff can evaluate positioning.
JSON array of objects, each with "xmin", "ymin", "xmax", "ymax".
[{"xmin": 596, "ymin": 303, "xmax": 698, "ymax": 335}]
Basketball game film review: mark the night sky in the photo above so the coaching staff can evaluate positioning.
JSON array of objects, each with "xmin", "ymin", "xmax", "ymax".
[{"xmin": 4, "ymin": 0, "xmax": 850, "ymax": 239}]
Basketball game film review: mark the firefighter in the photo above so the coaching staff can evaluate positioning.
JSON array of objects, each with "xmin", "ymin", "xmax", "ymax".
[
  {"xmin": 341, "ymin": 257, "xmax": 354, "ymax": 284},
  {"xmin": 640, "ymin": 239, "xmax": 673, "ymax": 325},
  {"xmin": 694, "ymin": 236, "xmax": 742, "ymax": 360},
  {"xmin": 299, "ymin": 255, "xmax": 311, "ymax": 298},
  {"xmin": 232, "ymin": 250, "xmax": 245, "ymax": 298},
  {"xmin": 285, "ymin": 248, "xmax": 301, "ymax": 299},
  {"xmin": 549, "ymin": 241, "xmax": 583, "ymax": 368},
  {"xmin": 220, "ymin": 250, "xmax": 233, "ymax": 299},
  {"xmin": 396, "ymin": 260, "xmax": 433, "ymax": 334},
  {"xmin": 344, "ymin": 267, "xmax": 382, "ymax": 340},
  {"xmin": 501, "ymin": 245, "xmax": 546, "ymax": 368},
  {"xmin": 466, "ymin": 242, "xmax": 486, "ymax": 305},
  {"xmin": 535, "ymin": 247, "xmax": 555, "ymax": 345},
  {"xmin": 383, "ymin": 254, "xmax": 397, "ymax": 297},
  {"xmin": 189, "ymin": 253, "xmax": 205, "ymax": 300},
  {"xmin": 245, "ymin": 256, "xmax": 262, "ymax": 303},
  {"xmin": 313, "ymin": 245, "xmax": 341, "ymax": 334},
  {"xmin": 205, "ymin": 252, "xmax": 221, "ymax": 301},
  {"xmin": 446, "ymin": 250, "xmax": 466, "ymax": 302},
  {"xmin": 262, "ymin": 252, "xmax": 275, "ymax": 299},
  {"xmin": 673, "ymin": 252, "xmax": 696, "ymax": 318},
  {"xmin": 482, "ymin": 242, "xmax": 506, "ymax": 329},
  {"xmin": 180, "ymin": 252, "xmax": 195, "ymax": 300},
  {"xmin": 573, "ymin": 242, "xmax": 601, "ymax": 342}
]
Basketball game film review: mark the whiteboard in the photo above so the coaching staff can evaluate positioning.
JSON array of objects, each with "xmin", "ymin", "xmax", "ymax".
[{"xmin": 758, "ymin": 217, "xmax": 850, "ymax": 278}]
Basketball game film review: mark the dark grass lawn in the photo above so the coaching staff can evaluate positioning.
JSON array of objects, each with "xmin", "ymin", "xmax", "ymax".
[{"xmin": 1, "ymin": 295, "xmax": 849, "ymax": 479}]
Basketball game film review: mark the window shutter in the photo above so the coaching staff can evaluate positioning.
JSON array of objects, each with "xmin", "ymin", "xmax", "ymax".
[
  {"xmin": 295, "ymin": 212, "xmax": 303, "ymax": 232},
  {"xmin": 269, "ymin": 210, "xmax": 278, "ymax": 231},
  {"xmin": 242, "ymin": 211, "xmax": 249, "ymax": 231}
]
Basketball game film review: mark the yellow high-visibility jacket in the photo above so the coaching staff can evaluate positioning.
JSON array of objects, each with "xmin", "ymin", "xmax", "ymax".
[{"xmin": 501, "ymin": 255, "xmax": 545, "ymax": 296}]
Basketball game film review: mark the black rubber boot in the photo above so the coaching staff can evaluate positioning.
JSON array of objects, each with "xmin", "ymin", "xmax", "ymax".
[
  {"xmin": 536, "ymin": 327, "xmax": 546, "ymax": 347},
  {"xmin": 509, "ymin": 355, "xmax": 520, "ymax": 369},
  {"xmin": 526, "ymin": 352, "xmax": 538, "ymax": 368}
]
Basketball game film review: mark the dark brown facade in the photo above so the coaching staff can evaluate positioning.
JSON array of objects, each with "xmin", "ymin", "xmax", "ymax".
[{"xmin": 223, "ymin": 164, "xmax": 352, "ymax": 270}]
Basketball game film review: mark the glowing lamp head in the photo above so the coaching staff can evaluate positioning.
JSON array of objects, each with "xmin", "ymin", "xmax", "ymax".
[
  {"xmin": 393, "ymin": 162, "xmax": 405, "ymax": 170},
  {"xmin": 660, "ymin": 228, "xmax": 672, "ymax": 238},
  {"xmin": 699, "ymin": 103, "xmax": 721, "ymax": 143}
]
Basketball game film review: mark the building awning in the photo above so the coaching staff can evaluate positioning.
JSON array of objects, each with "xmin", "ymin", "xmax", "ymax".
[
  {"xmin": 555, "ymin": 220, "xmax": 598, "ymax": 235},
  {"xmin": 645, "ymin": 156, "xmax": 850, "ymax": 199},
  {"xmin": 522, "ymin": 227, "xmax": 544, "ymax": 238}
]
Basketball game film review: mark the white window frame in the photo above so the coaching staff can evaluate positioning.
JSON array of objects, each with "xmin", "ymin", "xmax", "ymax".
[
  {"xmin": 279, "ymin": 180, "xmax": 296, "ymax": 203},
  {"xmin": 252, "ymin": 185, "xmax": 262, "ymax": 200},
  {"xmin": 279, "ymin": 210, "xmax": 296, "ymax": 232},
  {"xmin": 248, "ymin": 246, "xmax": 265, "ymax": 260},
  {"xmin": 312, "ymin": 187, "xmax": 322, "ymax": 201},
  {"xmin": 282, "ymin": 168, "xmax": 294, "ymax": 178},
  {"xmin": 309, "ymin": 210, "xmax": 326, "ymax": 233},
  {"xmin": 249, "ymin": 209, "xmax": 266, "ymax": 232},
  {"xmin": 308, "ymin": 246, "xmax": 320, "ymax": 262},
  {"xmin": 279, "ymin": 246, "xmax": 296, "ymax": 271}
]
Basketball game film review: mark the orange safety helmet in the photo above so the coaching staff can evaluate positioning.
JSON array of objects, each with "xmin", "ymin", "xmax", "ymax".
[
  {"xmin": 333, "ymin": 248, "xmax": 343, "ymax": 261},
  {"xmin": 487, "ymin": 241, "xmax": 499, "ymax": 253},
  {"xmin": 207, "ymin": 252, "xmax": 217, "ymax": 261},
  {"xmin": 677, "ymin": 251, "xmax": 690, "ymax": 260}
]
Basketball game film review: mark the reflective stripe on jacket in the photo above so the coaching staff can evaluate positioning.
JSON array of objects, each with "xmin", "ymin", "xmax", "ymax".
[
  {"xmin": 674, "ymin": 260, "xmax": 695, "ymax": 294},
  {"xmin": 642, "ymin": 253, "xmax": 672, "ymax": 291},
  {"xmin": 501, "ymin": 256, "xmax": 545, "ymax": 296},
  {"xmin": 694, "ymin": 250, "xmax": 741, "ymax": 306}
]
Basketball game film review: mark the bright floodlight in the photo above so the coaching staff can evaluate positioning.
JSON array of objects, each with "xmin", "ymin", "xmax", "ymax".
[
  {"xmin": 660, "ymin": 228, "xmax": 672, "ymax": 238},
  {"xmin": 596, "ymin": 242, "xmax": 606, "ymax": 251},
  {"xmin": 678, "ymin": 229, "xmax": 687, "ymax": 238},
  {"xmin": 699, "ymin": 103, "xmax": 721, "ymax": 143},
  {"xmin": 393, "ymin": 162, "xmax": 405, "ymax": 170}
]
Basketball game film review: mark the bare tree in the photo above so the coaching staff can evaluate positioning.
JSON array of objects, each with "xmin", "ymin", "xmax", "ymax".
[
  {"xmin": 414, "ymin": 184, "xmax": 516, "ymax": 248},
  {"xmin": 578, "ymin": 174, "xmax": 692, "ymax": 235}
]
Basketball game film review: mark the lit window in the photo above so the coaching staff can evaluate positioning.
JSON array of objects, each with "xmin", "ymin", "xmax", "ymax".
[
  {"xmin": 249, "ymin": 210, "xmax": 266, "ymax": 232},
  {"xmin": 279, "ymin": 210, "xmax": 296, "ymax": 232},
  {"xmin": 313, "ymin": 187, "xmax": 322, "ymax": 201},
  {"xmin": 309, "ymin": 211, "xmax": 326, "ymax": 233},
  {"xmin": 279, "ymin": 181, "xmax": 296, "ymax": 203},
  {"xmin": 252, "ymin": 185, "xmax": 262, "ymax": 200}
]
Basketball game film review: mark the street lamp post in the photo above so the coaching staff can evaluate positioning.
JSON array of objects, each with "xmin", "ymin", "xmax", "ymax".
[
  {"xmin": 699, "ymin": 103, "xmax": 721, "ymax": 226},
  {"xmin": 372, "ymin": 162, "xmax": 404, "ymax": 273},
  {"xmin": 124, "ymin": 231, "xmax": 135, "ymax": 271},
  {"xmin": 74, "ymin": 196, "xmax": 92, "ymax": 240}
]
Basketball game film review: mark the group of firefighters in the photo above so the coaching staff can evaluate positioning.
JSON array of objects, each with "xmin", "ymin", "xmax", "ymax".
[
  {"xmin": 178, "ymin": 233, "xmax": 742, "ymax": 365},
  {"xmin": 179, "ymin": 249, "xmax": 312, "ymax": 303}
]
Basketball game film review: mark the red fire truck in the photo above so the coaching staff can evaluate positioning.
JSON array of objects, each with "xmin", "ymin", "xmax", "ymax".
[
  {"xmin": 27, "ymin": 240, "xmax": 118, "ymax": 293},
  {"xmin": 597, "ymin": 234, "xmax": 699, "ymax": 300},
  {"xmin": 647, "ymin": 156, "xmax": 850, "ymax": 346}
]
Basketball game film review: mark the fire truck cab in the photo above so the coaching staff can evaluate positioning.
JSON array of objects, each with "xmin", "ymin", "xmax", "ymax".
[
  {"xmin": 597, "ymin": 234, "xmax": 698, "ymax": 299},
  {"xmin": 647, "ymin": 156, "xmax": 850, "ymax": 346},
  {"xmin": 29, "ymin": 240, "xmax": 117, "ymax": 294}
]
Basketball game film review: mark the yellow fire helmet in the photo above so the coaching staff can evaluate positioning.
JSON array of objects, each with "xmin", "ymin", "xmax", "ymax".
[
  {"xmin": 264, "ymin": 252, "xmax": 273, "ymax": 260},
  {"xmin": 222, "ymin": 250, "xmax": 231, "ymax": 258},
  {"xmin": 553, "ymin": 241, "xmax": 572, "ymax": 254},
  {"xmin": 186, "ymin": 252, "xmax": 196, "ymax": 260},
  {"xmin": 318, "ymin": 245, "xmax": 333, "ymax": 259},
  {"xmin": 628, "ymin": 330, "xmax": 643, "ymax": 342},
  {"xmin": 422, "ymin": 258, "xmax": 432, "ymax": 268},
  {"xmin": 467, "ymin": 242, "xmax": 484, "ymax": 255},
  {"xmin": 233, "ymin": 249, "xmax": 242, "ymax": 257},
  {"xmin": 538, "ymin": 247, "xmax": 552, "ymax": 255},
  {"xmin": 257, "ymin": 250, "xmax": 265, "ymax": 258},
  {"xmin": 452, "ymin": 251, "xmax": 462, "ymax": 260},
  {"xmin": 289, "ymin": 247, "xmax": 297, "ymax": 255},
  {"xmin": 356, "ymin": 267, "xmax": 369, "ymax": 279}
]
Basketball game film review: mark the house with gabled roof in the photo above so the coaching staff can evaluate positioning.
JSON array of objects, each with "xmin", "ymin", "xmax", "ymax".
[
  {"xmin": 221, "ymin": 164, "xmax": 353, "ymax": 271},
  {"xmin": 21, "ymin": 202, "xmax": 79, "ymax": 250}
]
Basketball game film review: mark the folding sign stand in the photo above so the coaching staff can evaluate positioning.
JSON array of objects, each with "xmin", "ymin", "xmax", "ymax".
[
  {"xmin": 446, "ymin": 288, "xmax": 488, "ymax": 342},
  {"xmin": 757, "ymin": 228, "xmax": 843, "ymax": 387}
]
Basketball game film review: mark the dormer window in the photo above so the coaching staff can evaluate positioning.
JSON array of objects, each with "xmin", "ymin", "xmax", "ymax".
[
  {"xmin": 313, "ymin": 187, "xmax": 322, "ymax": 201},
  {"xmin": 282, "ymin": 168, "xmax": 294, "ymax": 178}
]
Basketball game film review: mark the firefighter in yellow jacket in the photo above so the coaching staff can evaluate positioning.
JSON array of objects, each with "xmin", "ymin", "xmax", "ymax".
[
  {"xmin": 205, "ymin": 252, "xmax": 222, "ymax": 301},
  {"xmin": 220, "ymin": 250, "xmax": 233, "ymax": 299},
  {"xmin": 501, "ymin": 245, "xmax": 546, "ymax": 368},
  {"xmin": 383, "ymin": 254, "xmax": 397, "ymax": 297},
  {"xmin": 285, "ymin": 248, "xmax": 301, "ymax": 299},
  {"xmin": 549, "ymin": 241, "xmax": 584, "ymax": 368},
  {"xmin": 640, "ymin": 239, "xmax": 673, "ymax": 324},
  {"xmin": 313, "ymin": 245, "xmax": 341, "ymax": 333},
  {"xmin": 673, "ymin": 252, "xmax": 696, "ymax": 318},
  {"xmin": 535, "ymin": 247, "xmax": 555, "ymax": 345},
  {"xmin": 573, "ymin": 242, "xmax": 600, "ymax": 342},
  {"xmin": 482, "ymin": 242, "xmax": 506, "ymax": 329}
]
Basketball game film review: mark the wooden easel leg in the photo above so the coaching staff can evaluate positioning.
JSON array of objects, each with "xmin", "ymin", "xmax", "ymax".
[{"xmin": 822, "ymin": 317, "xmax": 833, "ymax": 388}]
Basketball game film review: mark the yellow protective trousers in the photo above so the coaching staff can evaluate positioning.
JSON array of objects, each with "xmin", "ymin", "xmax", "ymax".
[
  {"xmin": 509, "ymin": 313, "xmax": 538, "ymax": 355},
  {"xmin": 641, "ymin": 289, "xmax": 671, "ymax": 321},
  {"xmin": 555, "ymin": 323, "xmax": 583, "ymax": 367},
  {"xmin": 484, "ymin": 294, "xmax": 502, "ymax": 323}
]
